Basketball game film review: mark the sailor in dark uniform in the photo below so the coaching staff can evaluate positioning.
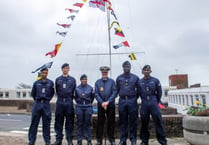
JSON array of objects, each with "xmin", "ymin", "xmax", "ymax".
[
  {"xmin": 138, "ymin": 65, "xmax": 167, "ymax": 145},
  {"xmin": 116, "ymin": 61, "xmax": 139, "ymax": 145},
  {"xmin": 95, "ymin": 66, "xmax": 117, "ymax": 145},
  {"xmin": 52, "ymin": 63, "xmax": 76, "ymax": 145},
  {"xmin": 75, "ymin": 74, "xmax": 94, "ymax": 145},
  {"xmin": 28, "ymin": 68, "xmax": 55, "ymax": 145}
]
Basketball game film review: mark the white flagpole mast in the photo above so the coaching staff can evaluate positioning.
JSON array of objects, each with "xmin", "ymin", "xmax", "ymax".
[{"xmin": 106, "ymin": 1, "xmax": 112, "ymax": 77}]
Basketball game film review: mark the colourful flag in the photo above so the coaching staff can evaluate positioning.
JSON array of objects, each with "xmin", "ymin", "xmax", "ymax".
[
  {"xmin": 57, "ymin": 23, "xmax": 71, "ymax": 28},
  {"xmin": 56, "ymin": 31, "xmax": 67, "ymax": 37},
  {"xmin": 109, "ymin": 21, "xmax": 120, "ymax": 29},
  {"xmin": 114, "ymin": 27, "xmax": 125, "ymax": 37},
  {"xmin": 83, "ymin": 0, "xmax": 87, "ymax": 2},
  {"xmin": 45, "ymin": 43, "xmax": 62, "ymax": 58},
  {"xmin": 32, "ymin": 62, "xmax": 53, "ymax": 73},
  {"xmin": 73, "ymin": 3, "xmax": 84, "ymax": 8},
  {"xmin": 36, "ymin": 72, "xmax": 41, "ymax": 80},
  {"xmin": 129, "ymin": 53, "xmax": 136, "ymax": 60},
  {"xmin": 67, "ymin": 15, "xmax": 76, "ymax": 21},
  {"xmin": 65, "ymin": 8, "xmax": 79, "ymax": 13},
  {"xmin": 89, "ymin": 0, "xmax": 105, "ymax": 12},
  {"xmin": 111, "ymin": 9, "xmax": 117, "ymax": 20},
  {"xmin": 104, "ymin": 0, "xmax": 112, "ymax": 6},
  {"xmin": 113, "ymin": 41, "xmax": 130, "ymax": 49}
]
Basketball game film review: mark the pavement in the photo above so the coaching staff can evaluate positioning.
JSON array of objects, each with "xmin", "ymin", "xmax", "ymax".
[{"xmin": 0, "ymin": 132, "xmax": 190, "ymax": 145}]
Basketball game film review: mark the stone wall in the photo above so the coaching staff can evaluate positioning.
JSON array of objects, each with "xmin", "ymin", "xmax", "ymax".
[{"xmin": 0, "ymin": 100, "xmax": 183, "ymax": 138}]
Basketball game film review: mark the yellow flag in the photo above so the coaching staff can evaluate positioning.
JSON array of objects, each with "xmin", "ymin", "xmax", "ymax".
[
  {"xmin": 36, "ymin": 72, "xmax": 41, "ymax": 80},
  {"xmin": 82, "ymin": 0, "xmax": 87, "ymax": 2},
  {"xmin": 129, "ymin": 53, "xmax": 136, "ymax": 60}
]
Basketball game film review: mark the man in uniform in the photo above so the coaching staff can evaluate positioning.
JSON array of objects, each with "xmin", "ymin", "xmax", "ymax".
[
  {"xmin": 138, "ymin": 65, "xmax": 167, "ymax": 145},
  {"xmin": 116, "ymin": 61, "xmax": 139, "ymax": 145},
  {"xmin": 95, "ymin": 66, "xmax": 117, "ymax": 145},
  {"xmin": 75, "ymin": 74, "xmax": 94, "ymax": 145},
  {"xmin": 52, "ymin": 63, "xmax": 76, "ymax": 145},
  {"xmin": 28, "ymin": 68, "xmax": 55, "ymax": 145}
]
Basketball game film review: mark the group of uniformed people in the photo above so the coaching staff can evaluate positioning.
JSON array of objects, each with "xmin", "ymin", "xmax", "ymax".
[{"xmin": 28, "ymin": 61, "xmax": 167, "ymax": 145}]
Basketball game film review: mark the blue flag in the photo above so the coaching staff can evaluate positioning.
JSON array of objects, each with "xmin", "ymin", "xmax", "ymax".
[{"xmin": 32, "ymin": 62, "xmax": 53, "ymax": 73}]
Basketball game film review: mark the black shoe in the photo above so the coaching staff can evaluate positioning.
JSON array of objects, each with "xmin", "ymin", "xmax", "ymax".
[
  {"xmin": 67, "ymin": 140, "xmax": 73, "ymax": 145},
  {"xmin": 110, "ymin": 141, "xmax": 116, "ymax": 145},
  {"xmin": 46, "ymin": 143, "xmax": 50, "ymax": 145},
  {"xmin": 76, "ymin": 141, "xmax": 82, "ymax": 145},
  {"xmin": 95, "ymin": 141, "xmax": 102, "ymax": 145},
  {"xmin": 51, "ymin": 140, "xmax": 62, "ymax": 145},
  {"xmin": 87, "ymin": 141, "xmax": 92, "ymax": 145},
  {"xmin": 118, "ymin": 141, "xmax": 126, "ymax": 145},
  {"xmin": 140, "ymin": 142, "xmax": 149, "ymax": 145},
  {"xmin": 28, "ymin": 143, "xmax": 34, "ymax": 145},
  {"xmin": 131, "ymin": 141, "xmax": 136, "ymax": 145}
]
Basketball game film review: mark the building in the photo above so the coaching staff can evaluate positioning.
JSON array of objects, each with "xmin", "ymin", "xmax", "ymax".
[
  {"xmin": 168, "ymin": 86, "xmax": 209, "ymax": 114},
  {"xmin": 169, "ymin": 74, "xmax": 188, "ymax": 89}
]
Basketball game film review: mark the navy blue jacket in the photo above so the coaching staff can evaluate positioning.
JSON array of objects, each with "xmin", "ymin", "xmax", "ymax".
[
  {"xmin": 95, "ymin": 78, "xmax": 117, "ymax": 105},
  {"xmin": 138, "ymin": 76, "xmax": 162, "ymax": 103},
  {"xmin": 31, "ymin": 79, "xmax": 55, "ymax": 101},
  {"xmin": 75, "ymin": 84, "xmax": 94, "ymax": 107},
  {"xmin": 116, "ymin": 73, "xmax": 139, "ymax": 97},
  {"xmin": 55, "ymin": 75, "xmax": 76, "ymax": 98}
]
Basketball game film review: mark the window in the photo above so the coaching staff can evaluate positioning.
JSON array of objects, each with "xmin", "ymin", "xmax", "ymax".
[
  {"xmin": 182, "ymin": 95, "xmax": 185, "ymax": 105},
  {"xmin": 186, "ymin": 95, "xmax": 189, "ymax": 106},
  {"xmin": 179, "ymin": 95, "xmax": 181, "ymax": 105},
  {"xmin": 176, "ymin": 95, "xmax": 178, "ymax": 104},
  {"xmin": 201, "ymin": 95, "xmax": 206, "ymax": 106},
  {"xmin": 28, "ymin": 92, "xmax": 32, "ymax": 98},
  {"xmin": 5, "ymin": 92, "xmax": 9, "ymax": 98},
  {"xmin": 195, "ymin": 95, "xmax": 199, "ymax": 106},
  {"xmin": 190, "ymin": 95, "xmax": 194, "ymax": 106},
  {"xmin": 0, "ymin": 92, "xmax": 3, "ymax": 98},
  {"xmin": 23, "ymin": 92, "xmax": 27, "ymax": 98},
  {"xmin": 16, "ymin": 92, "xmax": 21, "ymax": 98}
]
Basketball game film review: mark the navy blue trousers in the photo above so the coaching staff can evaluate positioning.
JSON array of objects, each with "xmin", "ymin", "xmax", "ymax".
[
  {"xmin": 75, "ymin": 106, "xmax": 93, "ymax": 142},
  {"xmin": 28, "ymin": 101, "xmax": 51, "ymax": 144},
  {"xmin": 54, "ymin": 101, "xmax": 74, "ymax": 141},
  {"xmin": 140, "ymin": 99, "xmax": 167, "ymax": 145},
  {"xmin": 118, "ymin": 97, "xmax": 138, "ymax": 142}
]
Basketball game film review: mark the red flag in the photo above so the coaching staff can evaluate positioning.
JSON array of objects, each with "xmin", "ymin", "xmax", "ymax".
[
  {"xmin": 158, "ymin": 103, "xmax": 166, "ymax": 109},
  {"xmin": 113, "ymin": 41, "xmax": 130, "ymax": 49},
  {"xmin": 65, "ymin": 8, "xmax": 79, "ymax": 13},
  {"xmin": 45, "ymin": 43, "xmax": 62, "ymax": 58},
  {"xmin": 57, "ymin": 23, "xmax": 71, "ymax": 28},
  {"xmin": 73, "ymin": 3, "xmax": 84, "ymax": 8},
  {"xmin": 89, "ymin": 0, "xmax": 105, "ymax": 12}
]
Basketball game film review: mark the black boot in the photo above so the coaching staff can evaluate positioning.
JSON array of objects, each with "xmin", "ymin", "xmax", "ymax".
[
  {"xmin": 51, "ymin": 140, "xmax": 62, "ymax": 145},
  {"xmin": 118, "ymin": 141, "xmax": 126, "ymax": 145},
  {"xmin": 140, "ymin": 142, "xmax": 149, "ymax": 145},
  {"xmin": 110, "ymin": 141, "xmax": 116, "ymax": 145},
  {"xmin": 67, "ymin": 140, "xmax": 73, "ymax": 145},
  {"xmin": 45, "ymin": 143, "xmax": 50, "ymax": 145},
  {"xmin": 131, "ymin": 141, "xmax": 136, "ymax": 145},
  {"xmin": 76, "ymin": 141, "xmax": 82, "ymax": 145},
  {"xmin": 95, "ymin": 140, "xmax": 102, "ymax": 145},
  {"xmin": 87, "ymin": 141, "xmax": 92, "ymax": 145},
  {"xmin": 28, "ymin": 143, "xmax": 34, "ymax": 145}
]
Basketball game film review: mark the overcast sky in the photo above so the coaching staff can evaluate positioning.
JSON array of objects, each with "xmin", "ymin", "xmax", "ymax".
[{"xmin": 0, "ymin": 0, "xmax": 209, "ymax": 89}]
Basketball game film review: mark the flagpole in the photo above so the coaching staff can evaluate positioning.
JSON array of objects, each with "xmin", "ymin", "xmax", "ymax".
[{"xmin": 106, "ymin": 2, "xmax": 112, "ymax": 77}]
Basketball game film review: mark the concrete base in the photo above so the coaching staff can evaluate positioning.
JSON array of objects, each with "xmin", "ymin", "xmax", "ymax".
[{"xmin": 183, "ymin": 115, "xmax": 209, "ymax": 145}]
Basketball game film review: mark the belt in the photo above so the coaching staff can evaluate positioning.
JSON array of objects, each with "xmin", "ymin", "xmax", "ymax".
[
  {"xmin": 36, "ymin": 99, "xmax": 49, "ymax": 103},
  {"xmin": 57, "ymin": 97, "xmax": 72, "ymax": 102},
  {"xmin": 77, "ymin": 100, "xmax": 91, "ymax": 105},
  {"xmin": 120, "ymin": 96, "xmax": 136, "ymax": 100}
]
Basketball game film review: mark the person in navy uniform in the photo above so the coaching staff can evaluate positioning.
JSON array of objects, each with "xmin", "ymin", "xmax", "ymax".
[
  {"xmin": 75, "ymin": 74, "xmax": 94, "ymax": 145},
  {"xmin": 116, "ymin": 61, "xmax": 139, "ymax": 145},
  {"xmin": 52, "ymin": 63, "xmax": 76, "ymax": 145},
  {"xmin": 138, "ymin": 65, "xmax": 167, "ymax": 145},
  {"xmin": 95, "ymin": 66, "xmax": 117, "ymax": 145},
  {"xmin": 28, "ymin": 68, "xmax": 55, "ymax": 145}
]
